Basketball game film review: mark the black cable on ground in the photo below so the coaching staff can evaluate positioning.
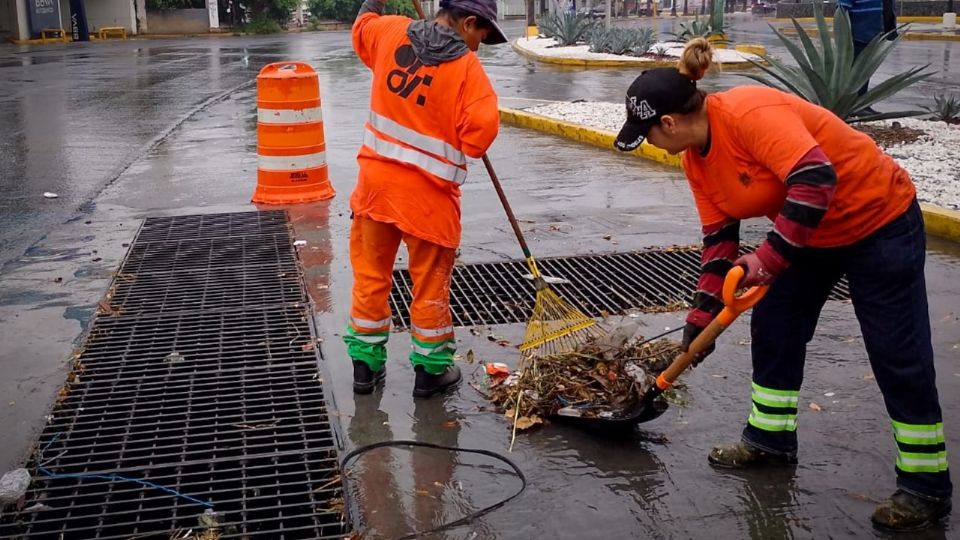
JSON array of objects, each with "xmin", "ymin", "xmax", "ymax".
[{"xmin": 340, "ymin": 440, "xmax": 527, "ymax": 540}]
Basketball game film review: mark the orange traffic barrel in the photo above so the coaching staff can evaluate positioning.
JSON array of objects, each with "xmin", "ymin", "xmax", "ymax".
[{"xmin": 253, "ymin": 62, "xmax": 335, "ymax": 204}]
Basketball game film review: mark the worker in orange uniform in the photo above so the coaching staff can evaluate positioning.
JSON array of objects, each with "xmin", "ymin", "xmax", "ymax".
[
  {"xmin": 614, "ymin": 38, "xmax": 952, "ymax": 529},
  {"xmin": 345, "ymin": 0, "xmax": 506, "ymax": 398}
]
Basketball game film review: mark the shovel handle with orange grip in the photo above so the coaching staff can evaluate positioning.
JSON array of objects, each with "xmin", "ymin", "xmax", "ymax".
[{"xmin": 641, "ymin": 266, "xmax": 769, "ymax": 405}]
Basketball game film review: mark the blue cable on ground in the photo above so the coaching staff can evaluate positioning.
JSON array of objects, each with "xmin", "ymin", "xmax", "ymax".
[{"xmin": 37, "ymin": 433, "xmax": 213, "ymax": 508}]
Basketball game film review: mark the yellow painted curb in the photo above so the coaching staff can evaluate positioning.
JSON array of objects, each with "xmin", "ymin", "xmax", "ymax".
[
  {"xmin": 511, "ymin": 38, "xmax": 762, "ymax": 70},
  {"xmin": 499, "ymin": 106, "xmax": 682, "ymax": 168},
  {"xmin": 779, "ymin": 26, "xmax": 960, "ymax": 41},
  {"xmin": 920, "ymin": 204, "xmax": 960, "ymax": 240},
  {"xmin": 735, "ymin": 43, "xmax": 767, "ymax": 56},
  {"xmin": 776, "ymin": 16, "xmax": 943, "ymax": 23},
  {"xmin": 903, "ymin": 31, "xmax": 960, "ymax": 41},
  {"xmin": 500, "ymin": 105, "xmax": 960, "ymax": 242},
  {"xmin": 11, "ymin": 37, "xmax": 72, "ymax": 44}
]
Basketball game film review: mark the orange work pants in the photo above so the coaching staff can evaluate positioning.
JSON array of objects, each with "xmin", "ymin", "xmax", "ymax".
[{"xmin": 344, "ymin": 215, "xmax": 456, "ymax": 375}]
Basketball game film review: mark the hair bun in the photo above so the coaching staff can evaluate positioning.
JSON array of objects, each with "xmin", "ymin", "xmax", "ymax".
[{"xmin": 678, "ymin": 37, "xmax": 714, "ymax": 81}]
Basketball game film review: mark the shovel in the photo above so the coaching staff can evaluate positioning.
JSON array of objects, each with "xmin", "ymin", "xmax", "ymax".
[
  {"xmin": 632, "ymin": 265, "xmax": 769, "ymax": 423},
  {"xmin": 553, "ymin": 266, "xmax": 768, "ymax": 431}
]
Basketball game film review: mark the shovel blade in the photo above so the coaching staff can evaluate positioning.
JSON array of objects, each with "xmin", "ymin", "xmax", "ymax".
[{"xmin": 633, "ymin": 397, "xmax": 669, "ymax": 423}]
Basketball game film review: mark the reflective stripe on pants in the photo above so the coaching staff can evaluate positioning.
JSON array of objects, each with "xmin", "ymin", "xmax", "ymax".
[
  {"xmin": 346, "ymin": 215, "xmax": 456, "ymax": 375},
  {"xmin": 743, "ymin": 202, "xmax": 951, "ymax": 498}
]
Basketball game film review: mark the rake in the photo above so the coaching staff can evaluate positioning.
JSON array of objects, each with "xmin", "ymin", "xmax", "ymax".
[
  {"xmin": 481, "ymin": 156, "xmax": 606, "ymax": 360},
  {"xmin": 407, "ymin": 0, "xmax": 604, "ymax": 359}
]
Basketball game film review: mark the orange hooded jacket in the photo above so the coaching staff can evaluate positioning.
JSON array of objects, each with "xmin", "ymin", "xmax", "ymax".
[{"xmin": 351, "ymin": 12, "xmax": 500, "ymax": 249}]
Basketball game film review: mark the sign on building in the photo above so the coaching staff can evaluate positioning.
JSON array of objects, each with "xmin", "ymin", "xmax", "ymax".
[{"xmin": 27, "ymin": 0, "xmax": 61, "ymax": 36}]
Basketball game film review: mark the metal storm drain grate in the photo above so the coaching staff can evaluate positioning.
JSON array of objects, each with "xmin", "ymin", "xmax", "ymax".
[
  {"xmin": 389, "ymin": 246, "xmax": 851, "ymax": 328},
  {"xmin": 0, "ymin": 211, "xmax": 348, "ymax": 539}
]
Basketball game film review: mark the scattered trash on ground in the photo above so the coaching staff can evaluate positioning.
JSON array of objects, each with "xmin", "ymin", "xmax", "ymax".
[
  {"xmin": 42, "ymin": 192, "xmax": 58, "ymax": 199},
  {"xmin": 481, "ymin": 320, "xmax": 681, "ymax": 431},
  {"xmin": 293, "ymin": 240, "xmax": 307, "ymax": 247},
  {"xmin": 96, "ymin": 300, "xmax": 123, "ymax": 317},
  {"xmin": 165, "ymin": 351, "xmax": 185, "ymax": 363},
  {"xmin": 0, "ymin": 468, "xmax": 31, "ymax": 505},
  {"xmin": 809, "ymin": 402, "xmax": 823, "ymax": 412}
]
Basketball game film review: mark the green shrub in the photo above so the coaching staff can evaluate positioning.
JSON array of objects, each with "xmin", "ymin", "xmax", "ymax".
[
  {"xmin": 241, "ymin": 16, "xmax": 283, "ymax": 34},
  {"xmin": 308, "ymin": 0, "xmax": 363, "ymax": 23}
]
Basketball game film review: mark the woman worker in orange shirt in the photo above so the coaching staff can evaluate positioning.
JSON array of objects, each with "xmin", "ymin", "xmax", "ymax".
[
  {"xmin": 345, "ymin": 0, "xmax": 505, "ymax": 398},
  {"xmin": 614, "ymin": 38, "xmax": 951, "ymax": 529}
]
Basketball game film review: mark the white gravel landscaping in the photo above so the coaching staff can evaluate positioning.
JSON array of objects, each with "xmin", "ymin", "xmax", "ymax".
[
  {"xmin": 515, "ymin": 36, "xmax": 763, "ymax": 64},
  {"xmin": 523, "ymin": 101, "xmax": 960, "ymax": 210}
]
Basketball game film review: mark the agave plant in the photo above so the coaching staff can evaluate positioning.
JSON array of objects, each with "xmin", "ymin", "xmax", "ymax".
[
  {"xmin": 670, "ymin": 15, "xmax": 725, "ymax": 42},
  {"xmin": 536, "ymin": 15, "xmax": 558, "ymax": 39},
  {"xmin": 588, "ymin": 27, "xmax": 656, "ymax": 56},
  {"xmin": 923, "ymin": 93, "xmax": 960, "ymax": 123},
  {"xmin": 539, "ymin": 12, "xmax": 596, "ymax": 46},
  {"xmin": 743, "ymin": 3, "xmax": 933, "ymax": 122}
]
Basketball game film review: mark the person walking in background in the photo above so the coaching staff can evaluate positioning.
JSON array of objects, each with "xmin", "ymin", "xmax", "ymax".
[{"xmin": 837, "ymin": 0, "xmax": 886, "ymax": 115}]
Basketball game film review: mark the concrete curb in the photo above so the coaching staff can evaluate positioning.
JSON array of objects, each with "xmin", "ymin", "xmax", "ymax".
[
  {"xmin": 499, "ymin": 106, "xmax": 681, "ymax": 167},
  {"xmin": 499, "ymin": 105, "xmax": 960, "ymax": 242},
  {"xmin": 511, "ymin": 38, "xmax": 763, "ymax": 70}
]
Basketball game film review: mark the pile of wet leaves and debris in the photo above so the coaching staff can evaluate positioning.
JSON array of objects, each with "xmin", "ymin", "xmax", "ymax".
[{"xmin": 484, "ymin": 328, "xmax": 681, "ymax": 431}]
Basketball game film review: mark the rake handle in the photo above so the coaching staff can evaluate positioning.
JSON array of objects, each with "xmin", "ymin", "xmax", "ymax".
[
  {"xmin": 482, "ymin": 155, "xmax": 534, "ymax": 260},
  {"xmin": 411, "ymin": 0, "xmax": 426, "ymax": 20},
  {"xmin": 410, "ymin": 0, "xmax": 539, "ymax": 282}
]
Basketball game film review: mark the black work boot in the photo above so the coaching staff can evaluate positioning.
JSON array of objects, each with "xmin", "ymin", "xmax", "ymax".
[
  {"xmin": 413, "ymin": 365, "xmax": 461, "ymax": 398},
  {"xmin": 708, "ymin": 440, "xmax": 798, "ymax": 469},
  {"xmin": 872, "ymin": 490, "xmax": 952, "ymax": 531},
  {"xmin": 352, "ymin": 360, "xmax": 385, "ymax": 394}
]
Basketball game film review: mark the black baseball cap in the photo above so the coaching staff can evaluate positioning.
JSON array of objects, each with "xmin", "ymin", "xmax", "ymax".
[
  {"xmin": 441, "ymin": 0, "xmax": 509, "ymax": 45},
  {"xmin": 614, "ymin": 68, "xmax": 698, "ymax": 151}
]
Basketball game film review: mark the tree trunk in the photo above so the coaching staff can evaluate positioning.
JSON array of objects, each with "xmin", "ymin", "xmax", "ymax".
[
  {"xmin": 683, "ymin": 0, "xmax": 688, "ymax": 15},
  {"xmin": 605, "ymin": 0, "xmax": 611, "ymax": 28},
  {"xmin": 527, "ymin": 0, "xmax": 535, "ymax": 26}
]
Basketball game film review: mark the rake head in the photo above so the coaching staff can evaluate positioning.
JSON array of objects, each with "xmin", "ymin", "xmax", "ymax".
[{"xmin": 519, "ymin": 285, "xmax": 606, "ymax": 361}]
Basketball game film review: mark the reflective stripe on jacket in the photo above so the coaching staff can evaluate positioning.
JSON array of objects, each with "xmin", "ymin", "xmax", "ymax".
[{"xmin": 351, "ymin": 13, "xmax": 499, "ymax": 249}]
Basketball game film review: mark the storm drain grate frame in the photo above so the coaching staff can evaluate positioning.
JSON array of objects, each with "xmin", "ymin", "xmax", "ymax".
[
  {"xmin": 389, "ymin": 246, "xmax": 851, "ymax": 328},
  {"xmin": 0, "ymin": 211, "xmax": 348, "ymax": 540}
]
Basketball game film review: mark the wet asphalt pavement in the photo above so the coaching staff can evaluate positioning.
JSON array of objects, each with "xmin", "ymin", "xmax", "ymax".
[{"xmin": 1, "ymin": 15, "xmax": 959, "ymax": 539}]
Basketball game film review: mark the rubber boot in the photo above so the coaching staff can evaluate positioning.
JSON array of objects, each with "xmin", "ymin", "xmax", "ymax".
[
  {"xmin": 872, "ymin": 490, "xmax": 952, "ymax": 531},
  {"xmin": 353, "ymin": 360, "xmax": 386, "ymax": 394},
  {"xmin": 708, "ymin": 440, "xmax": 798, "ymax": 469},
  {"xmin": 413, "ymin": 365, "xmax": 461, "ymax": 398}
]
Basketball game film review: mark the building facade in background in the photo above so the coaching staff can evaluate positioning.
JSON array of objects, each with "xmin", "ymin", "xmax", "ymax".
[{"xmin": 0, "ymin": 0, "xmax": 222, "ymax": 41}]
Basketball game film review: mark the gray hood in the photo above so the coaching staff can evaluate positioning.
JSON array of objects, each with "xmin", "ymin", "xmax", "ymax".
[{"xmin": 407, "ymin": 21, "xmax": 470, "ymax": 66}]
